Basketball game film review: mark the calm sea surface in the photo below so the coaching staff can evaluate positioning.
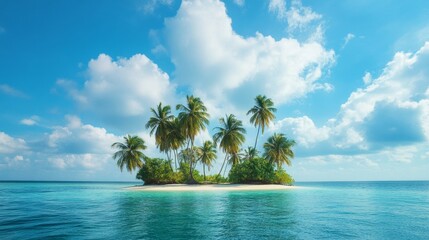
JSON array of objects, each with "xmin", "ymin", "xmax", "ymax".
[{"xmin": 0, "ymin": 181, "xmax": 428, "ymax": 239}]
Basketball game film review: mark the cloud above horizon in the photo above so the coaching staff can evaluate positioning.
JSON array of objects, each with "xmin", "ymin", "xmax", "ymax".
[
  {"xmin": 0, "ymin": 132, "xmax": 28, "ymax": 154},
  {"xmin": 275, "ymin": 42, "xmax": 429, "ymax": 157},
  {"xmin": 58, "ymin": 54, "xmax": 177, "ymax": 131},
  {"xmin": 165, "ymin": 0, "xmax": 334, "ymax": 119}
]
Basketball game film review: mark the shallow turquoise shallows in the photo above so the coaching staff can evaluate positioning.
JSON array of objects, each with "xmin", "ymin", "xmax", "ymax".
[{"xmin": 1, "ymin": 181, "xmax": 428, "ymax": 239}]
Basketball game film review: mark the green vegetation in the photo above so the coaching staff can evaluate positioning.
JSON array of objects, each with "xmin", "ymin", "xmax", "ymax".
[
  {"xmin": 228, "ymin": 157, "xmax": 275, "ymax": 184},
  {"xmin": 213, "ymin": 114, "xmax": 246, "ymax": 177},
  {"xmin": 112, "ymin": 95, "xmax": 296, "ymax": 186},
  {"xmin": 263, "ymin": 133, "xmax": 296, "ymax": 169},
  {"xmin": 196, "ymin": 141, "xmax": 217, "ymax": 181},
  {"xmin": 136, "ymin": 157, "xmax": 179, "ymax": 185},
  {"xmin": 228, "ymin": 158, "xmax": 294, "ymax": 185},
  {"xmin": 111, "ymin": 135, "xmax": 146, "ymax": 173},
  {"xmin": 247, "ymin": 95, "xmax": 276, "ymax": 150},
  {"xmin": 176, "ymin": 96, "xmax": 210, "ymax": 183}
]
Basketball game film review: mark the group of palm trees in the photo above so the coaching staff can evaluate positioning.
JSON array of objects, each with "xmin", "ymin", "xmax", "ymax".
[{"xmin": 112, "ymin": 95, "xmax": 295, "ymax": 183}]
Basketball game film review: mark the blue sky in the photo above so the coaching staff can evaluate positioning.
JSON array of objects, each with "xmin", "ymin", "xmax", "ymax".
[{"xmin": 1, "ymin": 0, "xmax": 429, "ymax": 181}]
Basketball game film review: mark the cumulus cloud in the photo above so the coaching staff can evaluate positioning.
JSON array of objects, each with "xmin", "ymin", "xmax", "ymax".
[
  {"xmin": 47, "ymin": 115, "xmax": 122, "ymax": 154},
  {"xmin": 165, "ymin": 0, "xmax": 334, "ymax": 119},
  {"xmin": 0, "ymin": 132, "xmax": 28, "ymax": 154},
  {"xmin": 336, "ymin": 42, "xmax": 429, "ymax": 144},
  {"xmin": 272, "ymin": 116, "xmax": 330, "ymax": 147},
  {"xmin": 59, "ymin": 54, "xmax": 176, "ymax": 131},
  {"xmin": 275, "ymin": 42, "xmax": 429, "ymax": 155}
]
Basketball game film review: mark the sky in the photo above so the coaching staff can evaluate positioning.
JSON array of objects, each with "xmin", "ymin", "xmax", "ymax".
[{"xmin": 1, "ymin": 0, "xmax": 429, "ymax": 181}]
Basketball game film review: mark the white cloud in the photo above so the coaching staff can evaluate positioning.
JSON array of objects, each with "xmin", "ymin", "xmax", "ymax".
[
  {"xmin": 0, "ymin": 84, "xmax": 27, "ymax": 98},
  {"xmin": 0, "ymin": 155, "xmax": 29, "ymax": 169},
  {"xmin": 47, "ymin": 115, "xmax": 121, "ymax": 154},
  {"xmin": 48, "ymin": 153, "xmax": 110, "ymax": 170},
  {"xmin": 20, "ymin": 119, "xmax": 36, "ymax": 126},
  {"xmin": 165, "ymin": 0, "xmax": 334, "ymax": 119},
  {"xmin": 342, "ymin": 33, "xmax": 355, "ymax": 48},
  {"xmin": 274, "ymin": 42, "xmax": 429, "ymax": 154},
  {"xmin": 139, "ymin": 0, "xmax": 174, "ymax": 14},
  {"xmin": 336, "ymin": 42, "xmax": 429, "ymax": 143},
  {"xmin": 272, "ymin": 116, "xmax": 330, "ymax": 147},
  {"xmin": 59, "ymin": 54, "xmax": 177, "ymax": 130},
  {"xmin": 0, "ymin": 132, "xmax": 27, "ymax": 154},
  {"xmin": 268, "ymin": 0, "xmax": 287, "ymax": 19},
  {"xmin": 268, "ymin": 0, "xmax": 322, "ymax": 33},
  {"xmin": 362, "ymin": 72, "xmax": 372, "ymax": 85},
  {"xmin": 42, "ymin": 116, "xmax": 160, "ymax": 172},
  {"xmin": 286, "ymin": 0, "xmax": 321, "ymax": 31},
  {"xmin": 20, "ymin": 116, "xmax": 40, "ymax": 126}
]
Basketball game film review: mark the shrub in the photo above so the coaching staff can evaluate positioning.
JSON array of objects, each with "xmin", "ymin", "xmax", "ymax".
[
  {"xmin": 136, "ymin": 157, "xmax": 179, "ymax": 185},
  {"xmin": 178, "ymin": 162, "xmax": 203, "ymax": 183},
  {"xmin": 273, "ymin": 169, "xmax": 294, "ymax": 185},
  {"xmin": 229, "ymin": 158, "xmax": 294, "ymax": 185},
  {"xmin": 229, "ymin": 157, "xmax": 275, "ymax": 184}
]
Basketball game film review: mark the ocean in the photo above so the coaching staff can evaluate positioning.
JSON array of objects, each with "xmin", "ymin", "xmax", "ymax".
[{"xmin": 0, "ymin": 181, "xmax": 428, "ymax": 239}]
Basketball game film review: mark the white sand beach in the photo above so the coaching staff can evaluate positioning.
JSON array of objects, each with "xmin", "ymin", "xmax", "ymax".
[{"xmin": 126, "ymin": 184, "xmax": 297, "ymax": 192}]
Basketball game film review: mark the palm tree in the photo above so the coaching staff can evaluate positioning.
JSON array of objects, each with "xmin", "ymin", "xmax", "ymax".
[
  {"xmin": 176, "ymin": 95, "xmax": 210, "ymax": 183},
  {"xmin": 196, "ymin": 141, "xmax": 217, "ymax": 181},
  {"xmin": 242, "ymin": 146, "xmax": 259, "ymax": 160},
  {"xmin": 111, "ymin": 135, "xmax": 147, "ymax": 173},
  {"xmin": 213, "ymin": 114, "xmax": 246, "ymax": 178},
  {"xmin": 166, "ymin": 117, "xmax": 186, "ymax": 170},
  {"xmin": 247, "ymin": 95, "xmax": 276, "ymax": 150},
  {"xmin": 228, "ymin": 152, "xmax": 241, "ymax": 166},
  {"xmin": 263, "ymin": 133, "xmax": 295, "ymax": 169},
  {"xmin": 145, "ymin": 103, "xmax": 174, "ymax": 157}
]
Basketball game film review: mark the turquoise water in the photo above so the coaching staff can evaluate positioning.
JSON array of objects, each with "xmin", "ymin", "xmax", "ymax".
[{"xmin": 1, "ymin": 181, "xmax": 428, "ymax": 239}]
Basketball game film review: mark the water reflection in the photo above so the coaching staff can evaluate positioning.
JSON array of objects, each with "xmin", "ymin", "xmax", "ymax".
[{"xmin": 115, "ymin": 190, "xmax": 298, "ymax": 239}]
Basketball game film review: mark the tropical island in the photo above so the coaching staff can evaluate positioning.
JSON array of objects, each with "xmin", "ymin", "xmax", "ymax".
[{"xmin": 112, "ymin": 95, "xmax": 296, "ymax": 189}]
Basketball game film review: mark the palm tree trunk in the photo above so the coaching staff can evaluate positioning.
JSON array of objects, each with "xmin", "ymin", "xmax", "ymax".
[
  {"xmin": 253, "ymin": 125, "xmax": 261, "ymax": 150},
  {"xmin": 217, "ymin": 154, "xmax": 228, "ymax": 178},
  {"xmin": 166, "ymin": 151, "xmax": 173, "ymax": 172},
  {"xmin": 203, "ymin": 164, "xmax": 206, "ymax": 181},
  {"xmin": 178, "ymin": 146, "xmax": 184, "ymax": 165},
  {"xmin": 188, "ymin": 139, "xmax": 197, "ymax": 184},
  {"xmin": 174, "ymin": 149, "xmax": 178, "ymax": 171},
  {"xmin": 223, "ymin": 164, "xmax": 228, "ymax": 178}
]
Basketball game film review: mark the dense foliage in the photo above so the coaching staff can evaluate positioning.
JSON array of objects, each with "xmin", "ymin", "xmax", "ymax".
[
  {"xmin": 229, "ymin": 158, "xmax": 294, "ymax": 185},
  {"xmin": 136, "ymin": 157, "xmax": 180, "ymax": 185},
  {"xmin": 111, "ymin": 135, "xmax": 146, "ymax": 173}
]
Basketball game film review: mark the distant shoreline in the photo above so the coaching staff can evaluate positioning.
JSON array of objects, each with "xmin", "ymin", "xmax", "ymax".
[{"xmin": 126, "ymin": 184, "xmax": 297, "ymax": 191}]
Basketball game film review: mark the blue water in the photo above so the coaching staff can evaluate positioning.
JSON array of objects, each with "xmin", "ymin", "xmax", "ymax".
[{"xmin": 1, "ymin": 181, "xmax": 428, "ymax": 239}]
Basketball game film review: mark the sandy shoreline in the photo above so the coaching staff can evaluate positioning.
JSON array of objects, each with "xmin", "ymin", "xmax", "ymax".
[{"xmin": 126, "ymin": 184, "xmax": 297, "ymax": 192}]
